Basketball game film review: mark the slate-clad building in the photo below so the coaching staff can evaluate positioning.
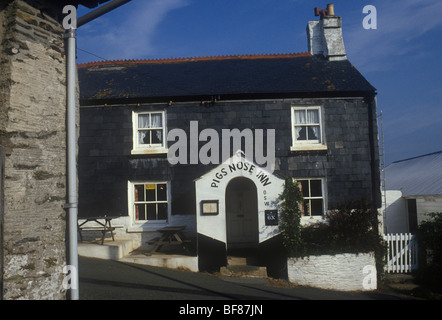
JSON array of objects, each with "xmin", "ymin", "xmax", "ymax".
[{"xmin": 77, "ymin": 7, "xmax": 381, "ymax": 272}]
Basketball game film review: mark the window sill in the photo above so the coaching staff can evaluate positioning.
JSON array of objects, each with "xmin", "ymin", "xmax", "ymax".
[
  {"xmin": 290, "ymin": 144, "xmax": 328, "ymax": 152},
  {"xmin": 301, "ymin": 216, "xmax": 325, "ymax": 226},
  {"xmin": 131, "ymin": 148, "xmax": 168, "ymax": 155}
]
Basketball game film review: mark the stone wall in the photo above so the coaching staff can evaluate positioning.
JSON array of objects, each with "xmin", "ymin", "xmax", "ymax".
[
  {"xmin": 0, "ymin": 0, "xmax": 67, "ymax": 299},
  {"xmin": 287, "ymin": 252, "xmax": 377, "ymax": 291}
]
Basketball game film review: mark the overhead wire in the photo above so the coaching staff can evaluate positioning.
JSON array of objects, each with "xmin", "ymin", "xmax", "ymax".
[{"xmin": 77, "ymin": 47, "xmax": 108, "ymax": 61}]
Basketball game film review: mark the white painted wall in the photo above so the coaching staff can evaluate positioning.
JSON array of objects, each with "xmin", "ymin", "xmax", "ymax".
[
  {"xmin": 382, "ymin": 190, "xmax": 442, "ymax": 234},
  {"xmin": 383, "ymin": 190, "xmax": 409, "ymax": 234},
  {"xmin": 288, "ymin": 252, "xmax": 377, "ymax": 291},
  {"xmin": 416, "ymin": 196, "xmax": 442, "ymax": 224}
]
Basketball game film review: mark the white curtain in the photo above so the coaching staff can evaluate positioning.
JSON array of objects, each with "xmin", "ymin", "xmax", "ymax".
[
  {"xmin": 307, "ymin": 109, "xmax": 320, "ymax": 140},
  {"xmin": 151, "ymin": 113, "xmax": 162, "ymax": 128},
  {"xmin": 138, "ymin": 114, "xmax": 150, "ymax": 128},
  {"xmin": 294, "ymin": 109, "xmax": 320, "ymax": 141},
  {"xmin": 138, "ymin": 113, "xmax": 163, "ymax": 145},
  {"xmin": 138, "ymin": 114, "xmax": 149, "ymax": 144},
  {"xmin": 307, "ymin": 109, "xmax": 319, "ymax": 124},
  {"xmin": 151, "ymin": 114, "xmax": 163, "ymax": 143},
  {"xmin": 294, "ymin": 110, "xmax": 306, "ymax": 140},
  {"xmin": 294, "ymin": 110, "xmax": 306, "ymax": 124}
]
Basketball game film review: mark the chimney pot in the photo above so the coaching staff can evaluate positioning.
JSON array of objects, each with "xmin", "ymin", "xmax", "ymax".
[{"xmin": 327, "ymin": 4, "xmax": 335, "ymax": 16}]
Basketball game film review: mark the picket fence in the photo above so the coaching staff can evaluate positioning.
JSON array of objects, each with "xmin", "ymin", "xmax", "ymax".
[{"xmin": 384, "ymin": 233, "xmax": 418, "ymax": 273}]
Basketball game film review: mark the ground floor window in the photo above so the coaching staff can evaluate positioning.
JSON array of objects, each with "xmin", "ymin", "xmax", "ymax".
[
  {"xmin": 297, "ymin": 178, "xmax": 326, "ymax": 216},
  {"xmin": 132, "ymin": 182, "xmax": 169, "ymax": 222}
]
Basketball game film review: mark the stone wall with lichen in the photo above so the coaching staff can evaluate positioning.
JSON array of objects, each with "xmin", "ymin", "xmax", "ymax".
[{"xmin": 0, "ymin": 0, "xmax": 67, "ymax": 299}]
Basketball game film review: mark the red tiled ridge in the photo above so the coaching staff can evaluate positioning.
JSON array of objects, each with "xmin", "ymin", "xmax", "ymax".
[{"xmin": 77, "ymin": 52, "xmax": 311, "ymax": 67}]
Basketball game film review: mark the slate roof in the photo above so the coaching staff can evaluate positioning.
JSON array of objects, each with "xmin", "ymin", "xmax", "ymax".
[
  {"xmin": 385, "ymin": 151, "xmax": 442, "ymax": 197},
  {"xmin": 78, "ymin": 53, "xmax": 376, "ymax": 104}
]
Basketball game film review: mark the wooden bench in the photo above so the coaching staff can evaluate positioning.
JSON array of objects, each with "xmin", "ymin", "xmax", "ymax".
[
  {"xmin": 78, "ymin": 216, "xmax": 118, "ymax": 245},
  {"xmin": 146, "ymin": 226, "xmax": 191, "ymax": 255}
]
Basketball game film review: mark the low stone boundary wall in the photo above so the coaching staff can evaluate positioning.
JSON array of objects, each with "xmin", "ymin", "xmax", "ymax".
[{"xmin": 288, "ymin": 252, "xmax": 377, "ymax": 291}]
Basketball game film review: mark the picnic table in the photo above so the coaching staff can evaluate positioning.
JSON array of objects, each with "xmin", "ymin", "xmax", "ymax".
[
  {"xmin": 78, "ymin": 216, "xmax": 118, "ymax": 245},
  {"xmin": 146, "ymin": 226, "xmax": 191, "ymax": 255}
]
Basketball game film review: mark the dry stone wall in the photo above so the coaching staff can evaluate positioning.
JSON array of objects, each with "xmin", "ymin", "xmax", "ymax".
[{"xmin": 0, "ymin": 0, "xmax": 67, "ymax": 299}]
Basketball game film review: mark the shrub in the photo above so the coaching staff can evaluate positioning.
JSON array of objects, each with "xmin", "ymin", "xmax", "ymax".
[
  {"xmin": 416, "ymin": 212, "xmax": 442, "ymax": 292},
  {"xmin": 279, "ymin": 179, "xmax": 387, "ymax": 282},
  {"xmin": 301, "ymin": 200, "xmax": 385, "ymax": 258},
  {"xmin": 279, "ymin": 179, "xmax": 386, "ymax": 266},
  {"xmin": 418, "ymin": 212, "xmax": 442, "ymax": 266},
  {"xmin": 278, "ymin": 177, "xmax": 303, "ymax": 257}
]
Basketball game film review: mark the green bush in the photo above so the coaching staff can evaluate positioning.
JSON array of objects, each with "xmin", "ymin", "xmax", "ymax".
[
  {"xmin": 416, "ymin": 212, "xmax": 442, "ymax": 292},
  {"xmin": 279, "ymin": 178, "xmax": 386, "ymax": 261},
  {"xmin": 300, "ymin": 200, "xmax": 385, "ymax": 258},
  {"xmin": 418, "ymin": 212, "xmax": 442, "ymax": 265},
  {"xmin": 278, "ymin": 177, "xmax": 303, "ymax": 257}
]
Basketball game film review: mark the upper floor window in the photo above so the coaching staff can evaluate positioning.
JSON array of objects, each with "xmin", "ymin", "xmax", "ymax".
[
  {"xmin": 132, "ymin": 111, "xmax": 167, "ymax": 154},
  {"xmin": 291, "ymin": 106, "xmax": 327, "ymax": 151}
]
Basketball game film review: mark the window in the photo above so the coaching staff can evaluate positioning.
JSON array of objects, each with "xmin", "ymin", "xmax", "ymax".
[
  {"xmin": 297, "ymin": 178, "xmax": 325, "ymax": 216},
  {"xmin": 133, "ymin": 182, "xmax": 169, "ymax": 222},
  {"xmin": 291, "ymin": 106, "xmax": 326, "ymax": 150},
  {"xmin": 132, "ymin": 111, "xmax": 166, "ymax": 153}
]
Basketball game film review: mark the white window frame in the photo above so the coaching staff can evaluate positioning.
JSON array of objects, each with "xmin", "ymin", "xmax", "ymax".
[
  {"xmin": 291, "ymin": 106, "xmax": 327, "ymax": 151},
  {"xmin": 128, "ymin": 181, "xmax": 171, "ymax": 226},
  {"xmin": 132, "ymin": 110, "xmax": 167, "ymax": 154},
  {"xmin": 296, "ymin": 178, "xmax": 327, "ymax": 219}
]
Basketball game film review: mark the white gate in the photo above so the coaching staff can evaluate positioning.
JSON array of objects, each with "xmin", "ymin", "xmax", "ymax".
[{"xmin": 384, "ymin": 233, "xmax": 418, "ymax": 273}]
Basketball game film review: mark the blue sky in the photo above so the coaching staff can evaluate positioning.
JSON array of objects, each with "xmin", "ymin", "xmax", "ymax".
[{"xmin": 76, "ymin": 0, "xmax": 442, "ymax": 165}]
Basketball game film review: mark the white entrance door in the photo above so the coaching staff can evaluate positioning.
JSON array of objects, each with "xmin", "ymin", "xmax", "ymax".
[{"xmin": 225, "ymin": 177, "xmax": 258, "ymax": 248}]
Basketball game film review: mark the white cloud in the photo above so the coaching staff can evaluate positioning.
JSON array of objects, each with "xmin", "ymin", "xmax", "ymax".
[{"xmin": 78, "ymin": 0, "xmax": 189, "ymax": 61}]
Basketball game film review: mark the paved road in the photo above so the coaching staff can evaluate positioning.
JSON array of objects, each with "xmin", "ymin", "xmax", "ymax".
[{"xmin": 78, "ymin": 256, "xmax": 411, "ymax": 301}]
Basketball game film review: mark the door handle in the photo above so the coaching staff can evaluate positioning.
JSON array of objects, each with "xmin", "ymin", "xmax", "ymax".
[{"xmin": 237, "ymin": 214, "xmax": 244, "ymax": 218}]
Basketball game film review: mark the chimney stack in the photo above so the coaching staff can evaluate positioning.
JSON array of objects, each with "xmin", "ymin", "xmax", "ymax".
[{"xmin": 307, "ymin": 4, "xmax": 347, "ymax": 61}]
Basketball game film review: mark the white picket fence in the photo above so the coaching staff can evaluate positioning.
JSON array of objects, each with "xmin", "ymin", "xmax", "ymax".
[{"xmin": 384, "ymin": 233, "xmax": 418, "ymax": 273}]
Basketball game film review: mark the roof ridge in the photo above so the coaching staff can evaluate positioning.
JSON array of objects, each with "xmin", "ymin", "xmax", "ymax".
[
  {"xmin": 77, "ymin": 52, "xmax": 311, "ymax": 67},
  {"xmin": 391, "ymin": 150, "xmax": 442, "ymax": 164}
]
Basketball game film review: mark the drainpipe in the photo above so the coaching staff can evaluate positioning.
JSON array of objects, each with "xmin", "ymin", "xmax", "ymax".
[
  {"xmin": 65, "ymin": 27, "xmax": 79, "ymax": 301},
  {"xmin": 64, "ymin": 0, "xmax": 132, "ymax": 300}
]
